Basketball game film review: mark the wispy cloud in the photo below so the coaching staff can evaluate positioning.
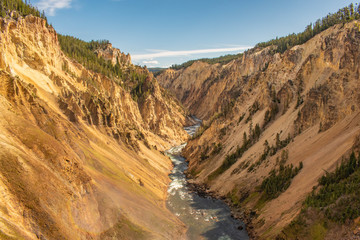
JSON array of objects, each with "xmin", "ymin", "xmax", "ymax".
[
  {"xmin": 143, "ymin": 60, "xmax": 159, "ymax": 65},
  {"xmin": 36, "ymin": 0, "xmax": 72, "ymax": 16},
  {"xmin": 132, "ymin": 46, "xmax": 252, "ymax": 61}
]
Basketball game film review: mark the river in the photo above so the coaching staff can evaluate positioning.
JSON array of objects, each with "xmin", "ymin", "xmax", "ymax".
[{"xmin": 166, "ymin": 120, "xmax": 249, "ymax": 240}]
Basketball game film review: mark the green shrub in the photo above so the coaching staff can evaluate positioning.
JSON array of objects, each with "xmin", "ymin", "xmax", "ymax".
[
  {"xmin": 305, "ymin": 152, "xmax": 360, "ymax": 223},
  {"xmin": 280, "ymin": 152, "xmax": 360, "ymax": 239},
  {"xmin": 263, "ymin": 102, "xmax": 279, "ymax": 128},
  {"xmin": 0, "ymin": 0, "xmax": 47, "ymax": 20},
  {"xmin": 256, "ymin": 4, "xmax": 360, "ymax": 53},
  {"xmin": 57, "ymin": 35, "xmax": 153, "ymax": 100},
  {"xmin": 260, "ymin": 161, "xmax": 303, "ymax": 199},
  {"xmin": 170, "ymin": 53, "xmax": 243, "ymax": 70},
  {"xmin": 208, "ymin": 124, "xmax": 263, "ymax": 180}
]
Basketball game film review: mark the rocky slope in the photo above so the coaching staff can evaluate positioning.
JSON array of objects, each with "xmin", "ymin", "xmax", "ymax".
[
  {"xmin": 0, "ymin": 14, "xmax": 188, "ymax": 239},
  {"xmin": 158, "ymin": 21, "xmax": 360, "ymax": 239},
  {"xmin": 157, "ymin": 46, "xmax": 274, "ymax": 120}
]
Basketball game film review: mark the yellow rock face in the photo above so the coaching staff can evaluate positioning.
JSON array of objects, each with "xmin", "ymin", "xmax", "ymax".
[
  {"xmin": 158, "ymin": 21, "xmax": 360, "ymax": 238},
  {"xmin": 0, "ymin": 15, "xmax": 188, "ymax": 239}
]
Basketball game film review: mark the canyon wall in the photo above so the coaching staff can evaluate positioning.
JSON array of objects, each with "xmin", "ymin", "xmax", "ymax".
[
  {"xmin": 158, "ymin": 21, "xmax": 360, "ymax": 239},
  {"xmin": 0, "ymin": 15, "xmax": 188, "ymax": 239}
]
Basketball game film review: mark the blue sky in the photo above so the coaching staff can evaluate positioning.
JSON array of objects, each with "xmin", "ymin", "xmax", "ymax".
[{"xmin": 33, "ymin": 0, "xmax": 356, "ymax": 67}]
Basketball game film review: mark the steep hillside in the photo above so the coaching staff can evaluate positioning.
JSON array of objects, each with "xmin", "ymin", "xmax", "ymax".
[
  {"xmin": 158, "ymin": 21, "xmax": 360, "ymax": 239},
  {"xmin": 157, "ymin": 47, "xmax": 272, "ymax": 120},
  {"xmin": 0, "ymin": 13, "xmax": 188, "ymax": 240}
]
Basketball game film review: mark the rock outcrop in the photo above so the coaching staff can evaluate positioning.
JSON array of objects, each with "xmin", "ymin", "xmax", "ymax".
[
  {"xmin": 95, "ymin": 43, "xmax": 132, "ymax": 66},
  {"xmin": 158, "ymin": 21, "xmax": 360, "ymax": 238},
  {"xmin": 0, "ymin": 15, "xmax": 188, "ymax": 239}
]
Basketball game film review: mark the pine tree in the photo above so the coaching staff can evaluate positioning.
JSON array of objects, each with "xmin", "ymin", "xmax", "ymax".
[
  {"xmin": 243, "ymin": 132, "xmax": 248, "ymax": 148},
  {"xmin": 276, "ymin": 133, "xmax": 280, "ymax": 149}
]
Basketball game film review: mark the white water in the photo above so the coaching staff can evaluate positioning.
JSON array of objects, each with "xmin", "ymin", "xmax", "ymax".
[{"xmin": 166, "ymin": 120, "xmax": 249, "ymax": 240}]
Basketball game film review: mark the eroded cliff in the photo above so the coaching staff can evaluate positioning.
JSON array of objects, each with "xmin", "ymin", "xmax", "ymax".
[
  {"xmin": 0, "ymin": 14, "xmax": 188, "ymax": 239},
  {"xmin": 158, "ymin": 21, "xmax": 360, "ymax": 239}
]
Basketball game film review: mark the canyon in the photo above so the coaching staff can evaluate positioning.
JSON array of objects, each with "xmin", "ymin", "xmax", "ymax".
[
  {"xmin": 158, "ymin": 21, "xmax": 360, "ymax": 239},
  {"xmin": 1, "ymin": 2, "xmax": 360, "ymax": 239}
]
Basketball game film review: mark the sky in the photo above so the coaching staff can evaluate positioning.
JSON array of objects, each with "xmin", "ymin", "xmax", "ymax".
[{"xmin": 33, "ymin": 0, "xmax": 357, "ymax": 67}]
